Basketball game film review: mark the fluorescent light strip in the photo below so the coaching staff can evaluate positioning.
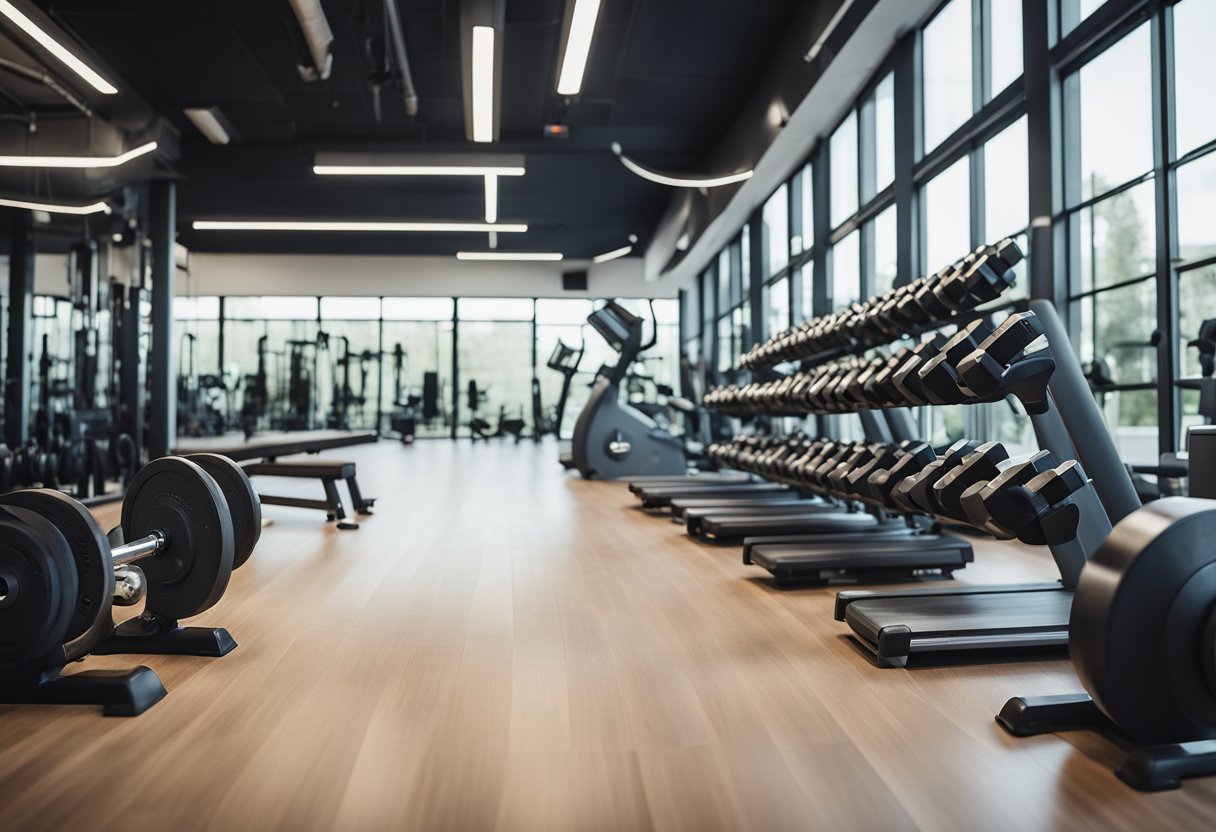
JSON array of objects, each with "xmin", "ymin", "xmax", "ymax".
[
  {"xmin": 593, "ymin": 244, "xmax": 632, "ymax": 264},
  {"xmin": 184, "ymin": 108, "xmax": 230, "ymax": 145},
  {"xmin": 314, "ymin": 164, "xmax": 525, "ymax": 176},
  {"xmin": 611, "ymin": 143, "xmax": 752, "ymax": 188},
  {"xmin": 484, "ymin": 174, "xmax": 498, "ymax": 224},
  {"xmin": 556, "ymin": 0, "xmax": 602, "ymax": 95},
  {"xmin": 457, "ymin": 251, "xmax": 562, "ymax": 261},
  {"xmin": 804, "ymin": 0, "xmax": 857, "ymax": 63},
  {"xmin": 0, "ymin": 196, "xmax": 110, "ymax": 215},
  {"xmin": 193, "ymin": 220, "xmax": 527, "ymax": 233},
  {"xmin": 471, "ymin": 25, "xmax": 495, "ymax": 143},
  {"xmin": 0, "ymin": 1, "xmax": 117, "ymax": 94},
  {"xmin": 0, "ymin": 141, "xmax": 157, "ymax": 169}
]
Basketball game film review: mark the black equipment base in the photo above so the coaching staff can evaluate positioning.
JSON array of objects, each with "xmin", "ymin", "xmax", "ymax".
[
  {"xmin": 626, "ymin": 472, "xmax": 750, "ymax": 494},
  {"xmin": 92, "ymin": 615, "xmax": 238, "ymax": 658},
  {"xmin": 746, "ymin": 534, "xmax": 973, "ymax": 586},
  {"xmin": 693, "ymin": 510, "xmax": 878, "ymax": 542},
  {"xmin": 669, "ymin": 495, "xmax": 811, "ymax": 521},
  {"xmin": 0, "ymin": 664, "xmax": 167, "ymax": 716},
  {"xmin": 834, "ymin": 583, "xmax": 1071, "ymax": 667},
  {"xmin": 997, "ymin": 694, "xmax": 1216, "ymax": 791},
  {"xmin": 638, "ymin": 483, "xmax": 789, "ymax": 509}
]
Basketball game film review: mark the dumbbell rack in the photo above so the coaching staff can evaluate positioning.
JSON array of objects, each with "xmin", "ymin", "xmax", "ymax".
[{"xmin": 704, "ymin": 240, "xmax": 1142, "ymax": 667}]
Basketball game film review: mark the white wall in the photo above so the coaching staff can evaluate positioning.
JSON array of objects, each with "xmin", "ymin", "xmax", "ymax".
[{"xmin": 179, "ymin": 252, "xmax": 673, "ymax": 299}]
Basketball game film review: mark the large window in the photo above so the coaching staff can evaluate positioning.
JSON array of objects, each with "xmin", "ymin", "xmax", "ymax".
[
  {"xmin": 922, "ymin": 0, "xmax": 974, "ymax": 152},
  {"xmin": 1064, "ymin": 22, "xmax": 1160, "ymax": 463},
  {"xmin": 922, "ymin": 157, "xmax": 971, "ymax": 274},
  {"xmin": 830, "ymin": 113, "xmax": 859, "ymax": 228}
]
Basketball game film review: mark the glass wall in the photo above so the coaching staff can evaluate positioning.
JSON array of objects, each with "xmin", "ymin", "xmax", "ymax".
[
  {"xmin": 684, "ymin": 0, "xmax": 1216, "ymax": 464},
  {"xmin": 173, "ymin": 294, "xmax": 680, "ymax": 440}
]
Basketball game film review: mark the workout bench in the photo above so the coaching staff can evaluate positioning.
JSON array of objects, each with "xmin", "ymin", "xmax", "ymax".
[{"xmin": 242, "ymin": 460, "xmax": 375, "ymax": 530}]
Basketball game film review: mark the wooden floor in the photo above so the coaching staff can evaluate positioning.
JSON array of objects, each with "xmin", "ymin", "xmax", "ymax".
[{"xmin": 3, "ymin": 440, "xmax": 1213, "ymax": 831}]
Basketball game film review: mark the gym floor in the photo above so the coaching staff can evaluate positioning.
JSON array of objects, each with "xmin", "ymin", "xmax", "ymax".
[{"xmin": 3, "ymin": 440, "xmax": 1213, "ymax": 831}]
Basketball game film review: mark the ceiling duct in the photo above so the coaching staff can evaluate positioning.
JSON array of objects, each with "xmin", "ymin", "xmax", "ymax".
[
  {"xmin": 289, "ymin": 0, "xmax": 334, "ymax": 81},
  {"xmin": 382, "ymin": 0, "xmax": 418, "ymax": 116}
]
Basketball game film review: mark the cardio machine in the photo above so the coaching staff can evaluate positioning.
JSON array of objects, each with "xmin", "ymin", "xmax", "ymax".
[{"xmin": 570, "ymin": 301, "xmax": 686, "ymax": 479}]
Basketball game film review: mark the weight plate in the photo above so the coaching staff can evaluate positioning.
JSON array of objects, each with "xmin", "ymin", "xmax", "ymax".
[
  {"xmin": 0, "ymin": 506, "xmax": 76, "ymax": 670},
  {"xmin": 122, "ymin": 457, "xmax": 234, "ymax": 620},
  {"xmin": 0, "ymin": 489, "xmax": 113, "ymax": 655},
  {"xmin": 183, "ymin": 454, "xmax": 261, "ymax": 569},
  {"xmin": 1072, "ymin": 497, "xmax": 1216, "ymax": 744}
]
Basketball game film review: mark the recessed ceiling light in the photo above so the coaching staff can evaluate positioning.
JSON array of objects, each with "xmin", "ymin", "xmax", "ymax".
[
  {"xmin": 0, "ymin": 195, "xmax": 110, "ymax": 215},
  {"xmin": 0, "ymin": 0, "xmax": 117, "ymax": 94},
  {"xmin": 456, "ymin": 251, "xmax": 563, "ymax": 261},
  {"xmin": 592, "ymin": 244, "xmax": 632, "ymax": 264},
  {"xmin": 556, "ymin": 0, "xmax": 603, "ymax": 96},
  {"xmin": 192, "ymin": 220, "xmax": 527, "ymax": 233},
  {"xmin": 471, "ymin": 25, "xmax": 495, "ymax": 143},
  {"xmin": 0, "ymin": 141, "xmax": 157, "ymax": 169}
]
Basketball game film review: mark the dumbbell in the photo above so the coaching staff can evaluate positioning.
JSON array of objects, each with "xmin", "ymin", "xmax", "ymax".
[
  {"xmin": 983, "ymin": 460, "xmax": 1090, "ymax": 546},
  {"xmin": 930, "ymin": 441, "xmax": 1010, "ymax": 522},
  {"xmin": 865, "ymin": 441, "xmax": 938, "ymax": 509},
  {"xmin": 918, "ymin": 318, "xmax": 998, "ymax": 404},
  {"xmin": 959, "ymin": 449, "xmax": 1059, "ymax": 537},
  {"xmin": 955, "ymin": 311, "xmax": 1055, "ymax": 413},
  {"xmin": 890, "ymin": 439, "xmax": 983, "ymax": 516},
  {"xmin": 0, "ymin": 454, "xmax": 261, "ymax": 665}
]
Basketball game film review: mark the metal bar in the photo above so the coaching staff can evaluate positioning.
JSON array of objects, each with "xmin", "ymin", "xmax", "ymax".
[
  {"xmin": 111, "ymin": 531, "xmax": 166, "ymax": 566},
  {"xmin": 1031, "ymin": 298, "xmax": 1141, "ymax": 523},
  {"xmin": 4, "ymin": 209, "xmax": 34, "ymax": 447},
  {"xmin": 1023, "ymin": 0, "xmax": 1058, "ymax": 306},
  {"xmin": 1151, "ymin": 4, "xmax": 1177, "ymax": 455},
  {"xmin": 148, "ymin": 181, "xmax": 177, "ymax": 458},
  {"xmin": 892, "ymin": 31, "xmax": 917, "ymax": 286}
]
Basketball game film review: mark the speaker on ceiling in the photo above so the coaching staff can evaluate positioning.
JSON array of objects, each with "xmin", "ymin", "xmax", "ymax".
[{"xmin": 562, "ymin": 270, "xmax": 588, "ymax": 291}]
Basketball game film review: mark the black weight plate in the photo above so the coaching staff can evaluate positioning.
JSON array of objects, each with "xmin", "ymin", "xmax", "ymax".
[
  {"xmin": 184, "ymin": 454, "xmax": 261, "ymax": 569},
  {"xmin": 122, "ymin": 457, "xmax": 234, "ymax": 620},
  {"xmin": 1072, "ymin": 497, "xmax": 1216, "ymax": 744},
  {"xmin": 0, "ymin": 506, "xmax": 76, "ymax": 670},
  {"xmin": 0, "ymin": 489, "xmax": 112, "ymax": 654}
]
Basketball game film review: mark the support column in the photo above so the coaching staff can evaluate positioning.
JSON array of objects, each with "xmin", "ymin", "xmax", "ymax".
[
  {"xmin": 4, "ymin": 210, "xmax": 34, "ymax": 448},
  {"xmin": 148, "ymin": 181, "xmax": 176, "ymax": 458}
]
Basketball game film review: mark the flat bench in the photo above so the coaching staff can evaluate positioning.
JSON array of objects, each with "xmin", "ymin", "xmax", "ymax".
[{"xmin": 243, "ymin": 460, "xmax": 376, "ymax": 530}]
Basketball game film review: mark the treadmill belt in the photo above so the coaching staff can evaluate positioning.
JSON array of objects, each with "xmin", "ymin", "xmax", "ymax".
[
  {"xmin": 695, "ymin": 511, "xmax": 878, "ymax": 541},
  {"xmin": 842, "ymin": 588, "xmax": 1073, "ymax": 668},
  {"xmin": 747, "ymin": 535, "xmax": 973, "ymax": 586}
]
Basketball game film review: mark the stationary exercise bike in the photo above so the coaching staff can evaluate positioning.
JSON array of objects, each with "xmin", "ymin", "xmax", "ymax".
[{"xmin": 570, "ymin": 301, "xmax": 686, "ymax": 479}]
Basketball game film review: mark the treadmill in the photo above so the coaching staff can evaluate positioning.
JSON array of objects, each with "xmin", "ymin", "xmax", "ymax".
[{"xmin": 832, "ymin": 301, "xmax": 1141, "ymax": 667}]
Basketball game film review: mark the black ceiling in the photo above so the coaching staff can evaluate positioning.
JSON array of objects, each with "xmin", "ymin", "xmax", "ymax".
[{"xmin": 22, "ymin": 0, "xmax": 804, "ymax": 257}]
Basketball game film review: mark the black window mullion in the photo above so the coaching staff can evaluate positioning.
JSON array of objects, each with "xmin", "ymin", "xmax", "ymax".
[
  {"xmin": 1152, "ymin": 2, "xmax": 1176, "ymax": 452},
  {"xmin": 894, "ymin": 30, "xmax": 918, "ymax": 285}
]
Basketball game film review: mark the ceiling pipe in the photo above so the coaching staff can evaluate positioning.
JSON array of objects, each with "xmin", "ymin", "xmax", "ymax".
[
  {"xmin": 0, "ymin": 55, "xmax": 92, "ymax": 117},
  {"xmin": 382, "ymin": 0, "xmax": 419, "ymax": 116},
  {"xmin": 289, "ymin": 0, "xmax": 334, "ymax": 81}
]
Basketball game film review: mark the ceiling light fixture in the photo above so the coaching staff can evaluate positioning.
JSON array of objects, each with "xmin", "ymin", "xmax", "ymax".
[
  {"xmin": 610, "ymin": 143, "xmax": 752, "ymax": 188},
  {"xmin": 484, "ymin": 174, "xmax": 498, "ymax": 224},
  {"xmin": 471, "ymin": 25, "xmax": 495, "ymax": 143},
  {"xmin": 0, "ymin": 141, "xmax": 157, "ymax": 169},
  {"xmin": 556, "ymin": 0, "xmax": 602, "ymax": 96},
  {"xmin": 804, "ymin": 0, "xmax": 857, "ymax": 63},
  {"xmin": 314, "ymin": 164, "xmax": 524, "ymax": 176},
  {"xmin": 0, "ymin": 195, "xmax": 110, "ymax": 215},
  {"xmin": 192, "ymin": 220, "xmax": 527, "ymax": 233},
  {"xmin": 0, "ymin": 0, "xmax": 117, "ymax": 94},
  {"xmin": 592, "ymin": 244, "xmax": 632, "ymax": 264},
  {"xmin": 184, "ymin": 108, "xmax": 231, "ymax": 145},
  {"xmin": 456, "ymin": 251, "xmax": 563, "ymax": 261}
]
